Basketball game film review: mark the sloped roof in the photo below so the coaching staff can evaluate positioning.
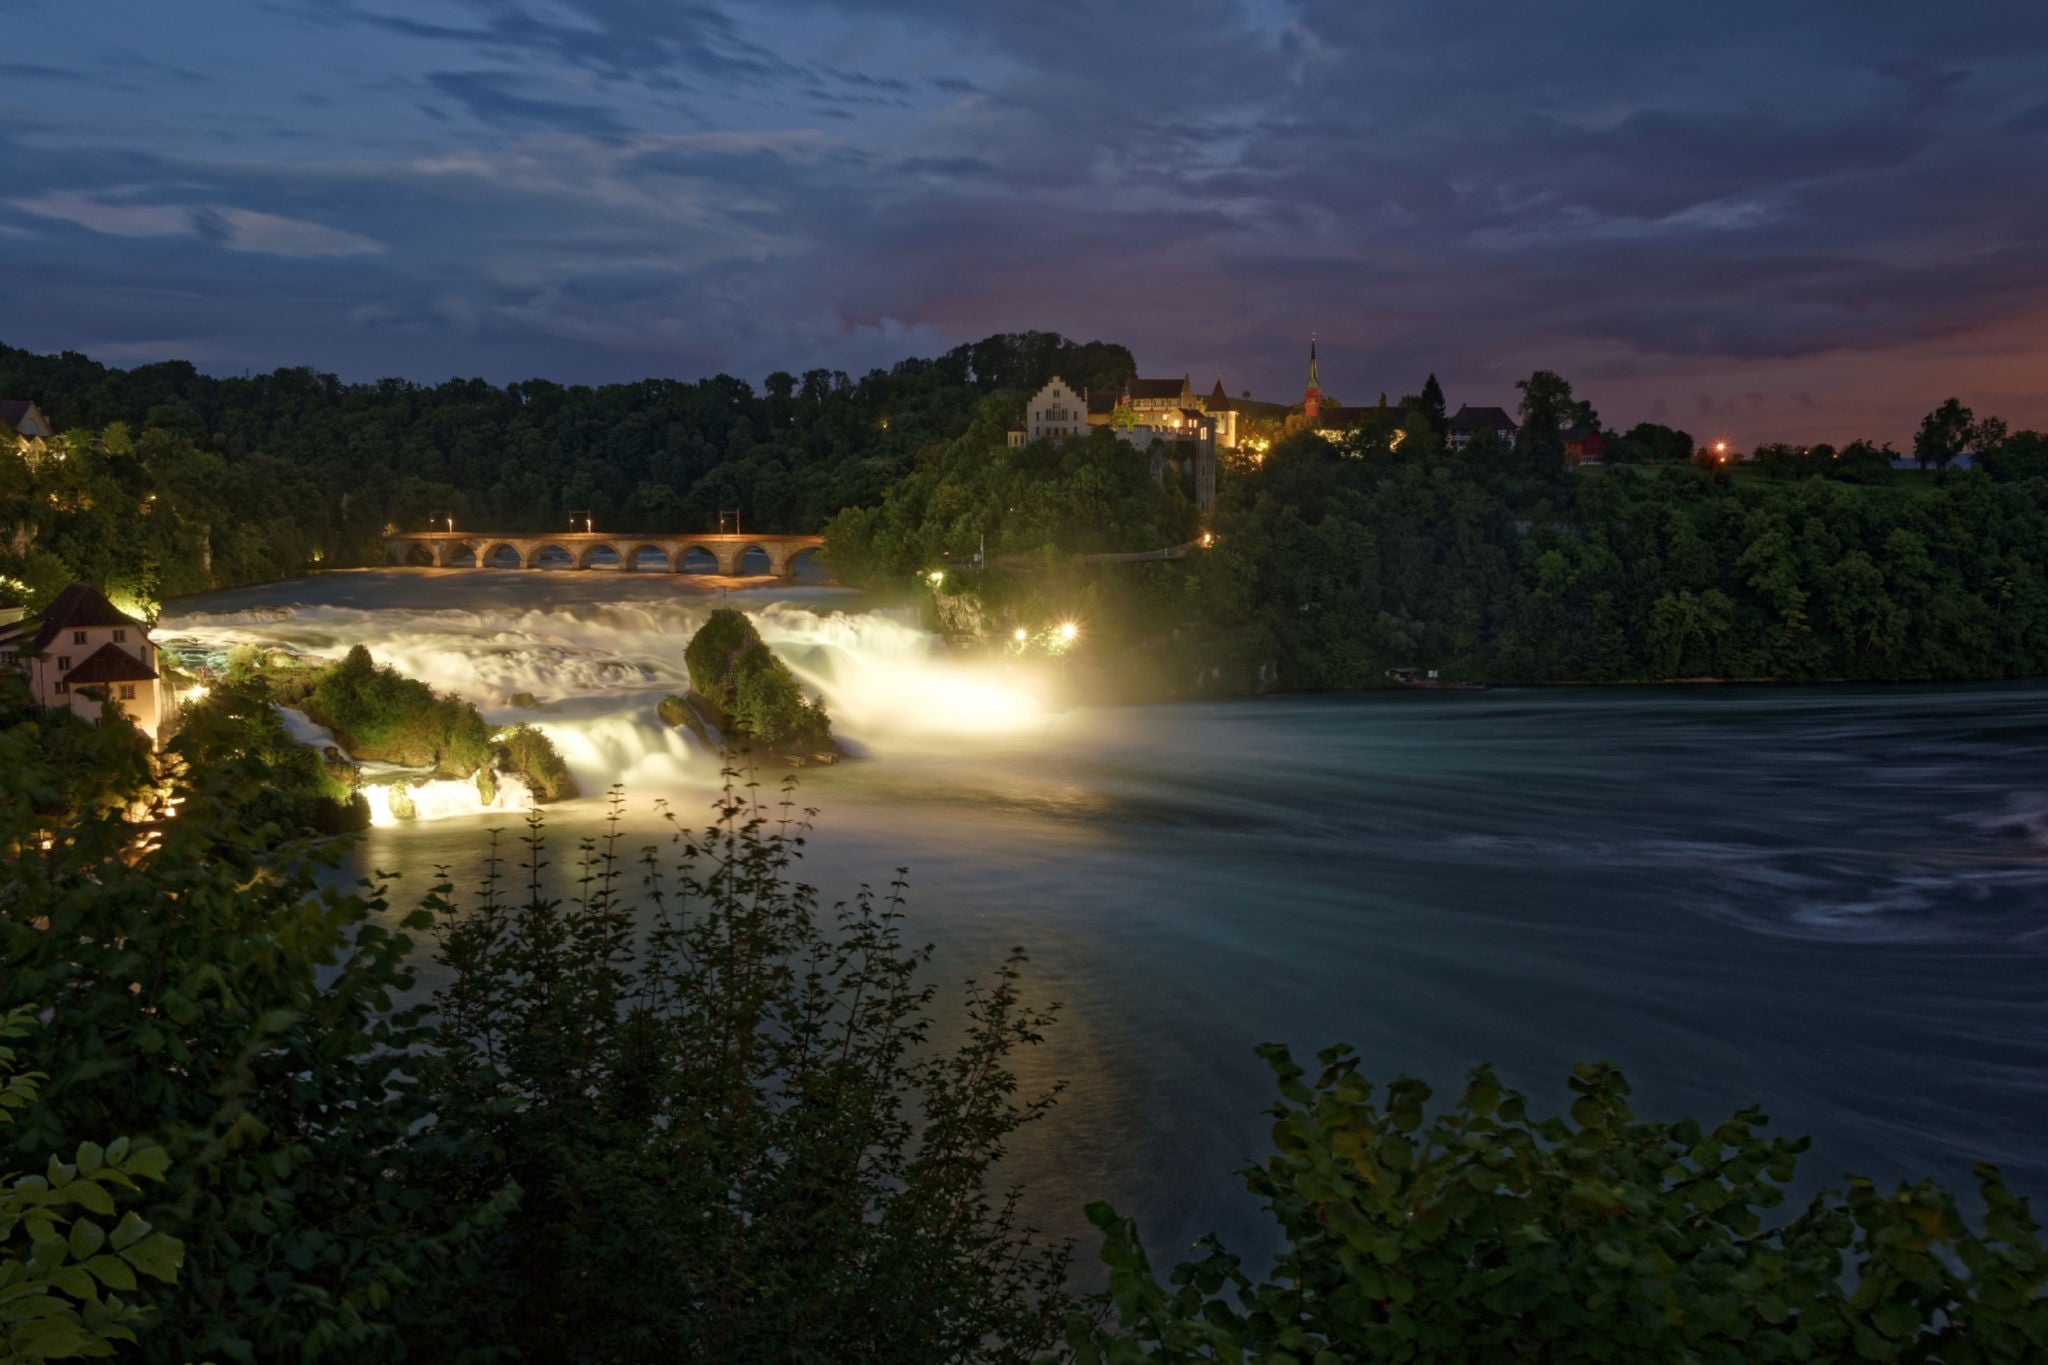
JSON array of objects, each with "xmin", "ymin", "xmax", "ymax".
[
  {"xmin": 1128, "ymin": 377, "xmax": 1188, "ymax": 401},
  {"xmin": 1450, "ymin": 404, "xmax": 1517, "ymax": 432},
  {"xmin": 29, "ymin": 582, "xmax": 146, "ymax": 650},
  {"xmin": 1087, "ymin": 389, "xmax": 1118, "ymax": 416},
  {"xmin": 0, "ymin": 399, "xmax": 51, "ymax": 436},
  {"xmin": 63, "ymin": 642, "xmax": 157, "ymax": 685}
]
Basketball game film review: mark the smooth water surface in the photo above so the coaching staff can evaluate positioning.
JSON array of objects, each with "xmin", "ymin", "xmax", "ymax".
[{"xmin": 160, "ymin": 571, "xmax": 2048, "ymax": 1265}]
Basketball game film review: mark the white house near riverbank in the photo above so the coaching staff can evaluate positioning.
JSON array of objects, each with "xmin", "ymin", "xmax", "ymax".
[{"xmin": 0, "ymin": 583, "xmax": 174, "ymax": 746}]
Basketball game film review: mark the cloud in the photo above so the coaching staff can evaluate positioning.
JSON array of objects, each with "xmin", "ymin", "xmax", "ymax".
[
  {"xmin": 10, "ymin": 191, "xmax": 384, "ymax": 257},
  {"xmin": 425, "ymin": 70, "xmax": 634, "ymax": 139},
  {"xmin": 3, "ymin": 0, "xmax": 2047, "ymax": 445}
]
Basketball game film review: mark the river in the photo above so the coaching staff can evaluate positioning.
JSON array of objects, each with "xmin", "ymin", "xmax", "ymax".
[{"xmin": 157, "ymin": 569, "xmax": 2048, "ymax": 1267}]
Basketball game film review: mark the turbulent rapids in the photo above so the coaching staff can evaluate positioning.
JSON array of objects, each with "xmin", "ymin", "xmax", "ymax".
[{"xmin": 157, "ymin": 576, "xmax": 1055, "ymax": 821}]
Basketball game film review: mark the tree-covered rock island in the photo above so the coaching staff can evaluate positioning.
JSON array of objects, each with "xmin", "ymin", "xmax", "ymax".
[
  {"xmin": 175, "ymin": 643, "xmax": 578, "ymax": 833},
  {"xmin": 662, "ymin": 608, "xmax": 838, "ymax": 764}
]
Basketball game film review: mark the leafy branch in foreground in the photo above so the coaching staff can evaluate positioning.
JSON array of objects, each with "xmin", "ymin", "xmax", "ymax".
[
  {"xmin": 0, "ymin": 1006, "xmax": 183, "ymax": 1362},
  {"xmin": 424, "ymin": 776, "xmax": 1073, "ymax": 1364},
  {"xmin": 1068, "ymin": 1048, "xmax": 2048, "ymax": 1363}
]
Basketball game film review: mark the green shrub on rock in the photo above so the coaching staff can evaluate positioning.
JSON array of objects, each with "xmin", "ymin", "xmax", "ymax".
[
  {"xmin": 494, "ymin": 722, "xmax": 578, "ymax": 801},
  {"xmin": 683, "ymin": 609, "xmax": 831, "ymax": 753}
]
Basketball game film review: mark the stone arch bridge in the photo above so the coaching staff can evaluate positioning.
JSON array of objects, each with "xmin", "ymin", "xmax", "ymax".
[{"xmin": 381, "ymin": 531, "xmax": 825, "ymax": 577}]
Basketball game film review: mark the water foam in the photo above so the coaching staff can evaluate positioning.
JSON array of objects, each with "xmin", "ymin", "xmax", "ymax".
[{"xmin": 159, "ymin": 588, "xmax": 1052, "ymax": 810}]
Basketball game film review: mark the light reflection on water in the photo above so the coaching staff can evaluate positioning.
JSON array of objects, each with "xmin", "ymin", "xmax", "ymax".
[{"xmin": 162, "ymin": 571, "xmax": 2048, "ymax": 1266}]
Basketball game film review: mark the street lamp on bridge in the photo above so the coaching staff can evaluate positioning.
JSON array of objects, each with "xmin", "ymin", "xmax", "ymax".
[
  {"xmin": 566, "ymin": 510, "xmax": 595, "ymax": 534},
  {"xmin": 426, "ymin": 510, "xmax": 455, "ymax": 533}
]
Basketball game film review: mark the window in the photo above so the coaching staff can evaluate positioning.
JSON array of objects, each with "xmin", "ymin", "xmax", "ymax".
[
  {"xmin": 53, "ymin": 680, "xmax": 67, "ymax": 695},
  {"xmin": 56, "ymin": 656, "xmax": 70, "ymax": 671},
  {"xmin": 118, "ymin": 684, "xmax": 136, "ymax": 701},
  {"xmin": 113, "ymin": 629, "xmax": 126, "ymax": 643},
  {"xmin": 73, "ymin": 630, "xmax": 87, "ymax": 646}
]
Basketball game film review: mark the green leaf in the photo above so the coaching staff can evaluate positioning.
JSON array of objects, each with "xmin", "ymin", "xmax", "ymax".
[
  {"xmin": 118, "ymin": 1232, "xmax": 184, "ymax": 1285},
  {"xmin": 67, "ymin": 1218, "xmax": 106, "ymax": 1261},
  {"xmin": 83, "ymin": 1254, "xmax": 137, "ymax": 1291}
]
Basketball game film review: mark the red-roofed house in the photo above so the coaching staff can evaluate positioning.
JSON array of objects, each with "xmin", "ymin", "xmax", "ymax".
[{"xmin": 0, "ymin": 582, "xmax": 173, "ymax": 745}]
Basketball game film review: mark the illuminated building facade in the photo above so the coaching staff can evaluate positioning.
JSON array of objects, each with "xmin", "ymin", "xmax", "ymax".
[
  {"xmin": 1007, "ymin": 376, "xmax": 1090, "ymax": 447},
  {"xmin": 0, "ymin": 582, "xmax": 174, "ymax": 746}
]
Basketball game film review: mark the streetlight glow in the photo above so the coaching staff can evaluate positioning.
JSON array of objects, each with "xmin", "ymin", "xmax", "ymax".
[{"xmin": 1058, "ymin": 622, "xmax": 1077, "ymax": 643}]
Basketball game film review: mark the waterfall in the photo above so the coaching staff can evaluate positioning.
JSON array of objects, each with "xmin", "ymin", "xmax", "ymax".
[{"xmin": 158, "ymin": 581, "xmax": 1054, "ymax": 813}]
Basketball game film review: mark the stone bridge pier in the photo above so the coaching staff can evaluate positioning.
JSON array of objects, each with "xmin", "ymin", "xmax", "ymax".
[{"xmin": 380, "ymin": 531, "xmax": 826, "ymax": 577}]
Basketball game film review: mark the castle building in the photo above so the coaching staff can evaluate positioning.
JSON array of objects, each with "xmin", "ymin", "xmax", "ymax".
[
  {"xmin": 0, "ymin": 583, "xmax": 174, "ymax": 747},
  {"xmin": 1007, "ymin": 376, "xmax": 1089, "ymax": 447}
]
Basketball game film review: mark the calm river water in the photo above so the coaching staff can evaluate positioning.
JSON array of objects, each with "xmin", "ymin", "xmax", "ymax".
[{"xmin": 159, "ymin": 570, "xmax": 2048, "ymax": 1266}]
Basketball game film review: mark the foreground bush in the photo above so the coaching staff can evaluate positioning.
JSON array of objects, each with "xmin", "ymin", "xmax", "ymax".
[
  {"xmin": 0, "ymin": 678, "xmax": 510, "ymax": 1364},
  {"xmin": 421, "ymin": 783, "xmax": 1072, "ymax": 1362},
  {"xmin": 1070, "ymin": 1048, "xmax": 2048, "ymax": 1363}
]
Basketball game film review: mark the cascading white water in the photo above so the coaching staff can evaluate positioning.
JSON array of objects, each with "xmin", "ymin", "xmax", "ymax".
[
  {"xmin": 158, "ymin": 582, "xmax": 1056, "ymax": 814},
  {"xmin": 360, "ymin": 774, "xmax": 536, "ymax": 826}
]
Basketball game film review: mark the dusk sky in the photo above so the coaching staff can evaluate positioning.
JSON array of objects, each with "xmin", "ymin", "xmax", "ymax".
[{"xmin": 4, "ymin": 0, "xmax": 2046, "ymax": 445}]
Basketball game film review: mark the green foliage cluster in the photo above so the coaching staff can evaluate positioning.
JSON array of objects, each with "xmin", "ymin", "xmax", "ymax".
[
  {"xmin": 494, "ymin": 721, "xmax": 577, "ymax": 801},
  {"xmin": 1, "ymin": 1007, "xmax": 184, "ymax": 1362},
  {"xmin": 1, "ymin": 684, "xmax": 1075, "ymax": 1360},
  {"xmin": 823, "ymin": 408, "xmax": 1200, "ymax": 587},
  {"xmin": 0, "ymin": 420, "xmax": 336, "ymax": 615},
  {"xmin": 1178, "ymin": 416, "xmax": 2048, "ymax": 687},
  {"xmin": 297, "ymin": 644, "xmax": 494, "ymax": 773},
  {"xmin": 0, "ymin": 331, "xmax": 1134, "ymax": 603},
  {"xmin": 828, "ymin": 377, "xmax": 2048, "ymax": 694},
  {"xmin": 259, "ymin": 645, "xmax": 578, "ymax": 799},
  {"xmin": 0, "ymin": 683, "xmax": 512, "ymax": 1364},
  {"xmin": 172, "ymin": 675, "xmax": 369, "ymax": 835},
  {"xmin": 425, "ymin": 787, "xmax": 1073, "ymax": 1361},
  {"xmin": 1072, "ymin": 1047, "xmax": 2048, "ymax": 1362},
  {"xmin": 683, "ymin": 609, "xmax": 832, "ymax": 752}
]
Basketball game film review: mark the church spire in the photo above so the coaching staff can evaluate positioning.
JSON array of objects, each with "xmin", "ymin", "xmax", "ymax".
[{"xmin": 1304, "ymin": 334, "xmax": 1322, "ymax": 421}]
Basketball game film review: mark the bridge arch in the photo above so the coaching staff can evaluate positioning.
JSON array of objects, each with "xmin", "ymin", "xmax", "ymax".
[
  {"xmin": 576, "ymin": 541, "xmax": 625, "ymax": 571},
  {"xmin": 480, "ymin": 542, "xmax": 523, "ymax": 569},
  {"xmin": 786, "ymin": 546, "xmax": 826, "ymax": 581},
  {"xmin": 625, "ymin": 543, "xmax": 669, "ymax": 572},
  {"xmin": 527, "ymin": 543, "xmax": 578, "ymax": 570},
  {"xmin": 678, "ymin": 545, "xmax": 718, "ymax": 574},
  {"xmin": 443, "ymin": 541, "xmax": 479, "ymax": 568},
  {"xmin": 736, "ymin": 544, "xmax": 773, "ymax": 576}
]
